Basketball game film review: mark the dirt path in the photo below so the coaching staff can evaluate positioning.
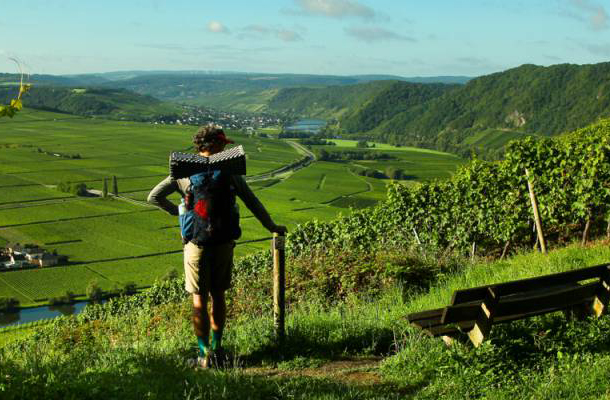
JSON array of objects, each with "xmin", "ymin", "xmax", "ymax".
[{"xmin": 244, "ymin": 356, "xmax": 383, "ymax": 386}]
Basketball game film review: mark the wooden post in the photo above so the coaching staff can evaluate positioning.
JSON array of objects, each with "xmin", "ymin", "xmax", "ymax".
[
  {"xmin": 468, "ymin": 287, "xmax": 498, "ymax": 347},
  {"xmin": 272, "ymin": 232, "xmax": 286, "ymax": 342},
  {"xmin": 525, "ymin": 169, "xmax": 547, "ymax": 255}
]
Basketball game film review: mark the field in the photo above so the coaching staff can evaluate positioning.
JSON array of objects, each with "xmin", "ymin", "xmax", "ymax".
[
  {"xmin": 316, "ymin": 139, "xmax": 465, "ymax": 181},
  {"xmin": 0, "ymin": 109, "xmax": 463, "ymax": 306},
  {"xmin": 461, "ymin": 128, "xmax": 537, "ymax": 148}
]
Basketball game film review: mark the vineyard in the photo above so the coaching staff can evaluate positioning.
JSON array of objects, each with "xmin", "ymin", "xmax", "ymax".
[{"xmin": 288, "ymin": 119, "xmax": 610, "ymax": 257}]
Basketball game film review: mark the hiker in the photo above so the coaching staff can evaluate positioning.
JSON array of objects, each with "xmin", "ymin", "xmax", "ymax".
[{"xmin": 147, "ymin": 124, "xmax": 287, "ymax": 368}]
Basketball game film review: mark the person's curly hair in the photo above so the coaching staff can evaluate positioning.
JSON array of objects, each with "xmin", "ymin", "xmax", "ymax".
[{"xmin": 193, "ymin": 124, "xmax": 225, "ymax": 152}]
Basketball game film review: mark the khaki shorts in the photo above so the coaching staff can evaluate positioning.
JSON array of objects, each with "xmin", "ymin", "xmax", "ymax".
[{"xmin": 183, "ymin": 241, "xmax": 234, "ymax": 295}]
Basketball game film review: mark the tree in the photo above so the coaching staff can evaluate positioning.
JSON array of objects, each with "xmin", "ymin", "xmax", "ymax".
[
  {"xmin": 112, "ymin": 175, "xmax": 118, "ymax": 196},
  {"xmin": 162, "ymin": 268, "xmax": 179, "ymax": 282},
  {"xmin": 318, "ymin": 149, "xmax": 330, "ymax": 161},
  {"xmin": 102, "ymin": 178, "xmax": 108, "ymax": 198},
  {"xmin": 356, "ymin": 140, "xmax": 369, "ymax": 148},
  {"xmin": 72, "ymin": 183, "xmax": 88, "ymax": 196},
  {"xmin": 120, "ymin": 282, "xmax": 137, "ymax": 296},
  {"xmin": 86, "ymin": 280, "xmax": 104, "ymax": 303},
  {"xmin": 0, "ymin": 297, "xmax": 19, "ymax": 311}
]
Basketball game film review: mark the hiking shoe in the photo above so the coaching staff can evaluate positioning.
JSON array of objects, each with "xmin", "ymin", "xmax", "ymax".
[
  {"xmin": 187, "ymin": 353, "xmax": 213, "ymax": 369},
  {"xmin": 187, "ymin": 349, "xmax": 229, "ymax": 369}
]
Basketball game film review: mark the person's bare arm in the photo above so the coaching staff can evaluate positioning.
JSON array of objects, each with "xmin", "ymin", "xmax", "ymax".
[
  {"xmin": 147, "ymin": 176, "xmax": 181, "ymax": 216},
  {"xmin": 232, "ymin": 176, "xmax": 287, "ymax": 234}
]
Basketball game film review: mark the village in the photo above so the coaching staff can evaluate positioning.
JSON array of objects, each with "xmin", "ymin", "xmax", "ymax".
[
  {"xmin": 152, "ymin": 104, "xmax": 284, "ymax": 130},
  {"xmin": 0, "ymin": 243, "xmax": 67, "ymax": 270}
]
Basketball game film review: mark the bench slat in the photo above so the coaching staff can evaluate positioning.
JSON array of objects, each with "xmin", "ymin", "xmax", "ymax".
[
  {"xmin": 426, "ymin": 321, "xmax": 475, "ymax": 337},
  {"xmin": 406, "ymin": 308, "xmax": 444, "ymax": 323},
  {"xmin": 451, "ymin": 264, "xmax": 609, "ymax": 305},
  {"xmin": 441, "ymin": 282, "xmax": 598, "ymax": 324},
  {"xmin": 496, "ymin": 282, "xmax": 598, "ymax": 317},
  {"xmin": 425, "ymin": 300, "xmax": 593, "ymax": 337}
]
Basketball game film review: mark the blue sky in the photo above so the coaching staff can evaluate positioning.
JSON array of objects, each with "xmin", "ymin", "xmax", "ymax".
[{"xmin": 0, "ymin": 0, "xmax": 608, "ymax": 77}]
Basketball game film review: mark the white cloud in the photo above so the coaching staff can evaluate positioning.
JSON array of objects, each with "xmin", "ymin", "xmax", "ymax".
[
  {"xmin": 288, "ymin": 0, "xmax": 376, "ymax": 19},
  {"xmin": 582, "ymin": 42, "xmax": 610, "ymax": 56},
  {"xmin": 241, "ymin": 25, "xmax": 303, "ymax": 42},
  {"xmin": 207, "ymin": 20, "xmax": 229, "ymax": 34},
  {"xmin": 277, "ymin": 29, "xmax": 303, "ymax": 42},
  {"xmin": 344, "ymin": 26, "xmax": 415, "ymax": 43},
  {"xmin": 563, "ymin": 0, "xmax": 608, "ymax": 30}
]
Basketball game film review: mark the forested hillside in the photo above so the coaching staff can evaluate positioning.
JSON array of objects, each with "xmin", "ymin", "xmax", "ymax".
[
  {"xmin": 268, "ymin": 81, "xmax": 456, "ymax": 131},
  {"xmin": 374, "ymin": 63, "xmax": 610, "ymax": 148},
  {"xmin": 267, "ymin": 62, "xmax": 610, "ymax": 157},
  {"xmin": 0, "ymin": 86, "xmax": 178, "ymax": 121}
]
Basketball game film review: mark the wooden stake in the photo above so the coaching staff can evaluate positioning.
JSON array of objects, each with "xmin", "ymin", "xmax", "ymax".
[
  {"xmin": 525, "ymin": 169, "xmax": 547, "ymax": 255},
  {"xmin": 582, "ymin": 217, "xmax": 591, "ymax": 245},
  {"xmin": 412, "ymin": 228, "xmax": 421, "ymax": 246},
  {"xmin": 272, "ymin": 232, "xmax": 286, "ymax": 342},
  {"xmin": 500, "ymin": 241, "xmax": 511, "ymax": 260}
]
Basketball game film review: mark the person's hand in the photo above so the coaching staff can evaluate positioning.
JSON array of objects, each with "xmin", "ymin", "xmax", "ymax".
[{"xmin": 272, "ymin": 225, "xmax": 288, "ymax": 235}]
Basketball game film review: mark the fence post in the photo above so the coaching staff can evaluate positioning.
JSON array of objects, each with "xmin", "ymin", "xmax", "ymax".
[
  {"xmin": 272, "ymin": 232, "xmax": 286, "ymax": 343},
  {"xmin": 525, "ymin": 168, "xmax": 547, "ymax": 255}
]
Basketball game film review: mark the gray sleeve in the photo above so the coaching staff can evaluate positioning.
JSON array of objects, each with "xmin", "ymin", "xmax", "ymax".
[
  {"xmin": 232, "ymin": 176, "xmax": 276, "ymax": 232},
  {"xmin": 147, "ymin": 176, "xmax": 180, "ymax": 216}
]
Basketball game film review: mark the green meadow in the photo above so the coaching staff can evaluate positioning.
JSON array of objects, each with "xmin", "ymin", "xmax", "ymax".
[{"xmin": 0, "ymin": 109, "xmax": 463, "ymax": 306}]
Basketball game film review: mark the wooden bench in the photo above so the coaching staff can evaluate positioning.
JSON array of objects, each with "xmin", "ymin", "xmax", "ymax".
[{"xmin": 407, "ymin": 263, "xmax": 610, "ymax": 346}]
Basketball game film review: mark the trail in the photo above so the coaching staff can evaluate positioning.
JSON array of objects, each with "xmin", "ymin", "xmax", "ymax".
[{"xmin": 244, "ymin": 356, "xmax": 383, "ymax": 386}]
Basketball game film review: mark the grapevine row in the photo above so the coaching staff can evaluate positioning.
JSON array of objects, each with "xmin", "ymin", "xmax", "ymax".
[{"xmin": 288, "ymin": 119, "xmax": 610, "ymax": 256}]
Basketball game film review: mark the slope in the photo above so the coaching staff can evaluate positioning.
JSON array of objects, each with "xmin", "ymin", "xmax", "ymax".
[
  {"xmin": 373, "ymin": 62, "xmax": 610, "ymax": 148},
  {"xmin": 0, "ymin": 86, "xmax": 178, "ymax": 121},
  {"xmin": 267, "ymin": 80, "xmax": 458, "ymax": 129}
]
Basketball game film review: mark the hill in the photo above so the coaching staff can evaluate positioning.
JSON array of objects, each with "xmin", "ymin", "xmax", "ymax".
[
  {"xmin": 372, "ymin": 63, "xmax": 610, "ymax": 149},
  {"xmin": 263, "ymin": 62, "xmax": 610, "ymax": 157},
  {"xmin": 67, "ymin": 71, "xmax": 470, "ymax": 112},
  {"xmin": 0, "ymin": 85, "xmax": 178, "ymax": 121},
  {"xmin": 268, "ymin": 81, "xmax": 457, "ymax": 132}
]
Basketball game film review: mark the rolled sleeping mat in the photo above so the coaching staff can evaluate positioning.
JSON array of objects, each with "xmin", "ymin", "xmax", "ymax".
[{"xmin": 169, "ymin": 145, "xmax": 246, "ymax": 179}]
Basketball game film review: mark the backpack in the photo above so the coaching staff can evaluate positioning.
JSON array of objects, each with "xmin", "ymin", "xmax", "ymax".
[{"xmin": 179, "ymin": 169, "xmax": 241, "ymax": 246}]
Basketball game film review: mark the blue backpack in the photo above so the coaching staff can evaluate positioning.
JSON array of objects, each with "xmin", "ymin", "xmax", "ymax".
[{"xmin": 179, "ymin": 169, "xmax": 241, "ymax": 246}]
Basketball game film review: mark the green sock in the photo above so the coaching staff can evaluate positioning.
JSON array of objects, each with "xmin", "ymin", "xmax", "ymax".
[
  {"xmin": 197, "ymin": 336, "xmax": 210, "ymax": 357},
  {"xmin": 211, "ymin": 330, "xmax": 223, "ymax": 351}
]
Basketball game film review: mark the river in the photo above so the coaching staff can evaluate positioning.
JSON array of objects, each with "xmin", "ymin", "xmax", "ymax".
[{"xmin": 0, "ymin": 301, "xmax": 91, "ymax": 328}]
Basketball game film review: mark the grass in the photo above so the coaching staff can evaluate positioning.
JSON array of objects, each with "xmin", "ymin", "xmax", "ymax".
[{"xmin": 2, "ymin": 241, "xmax": 610, "ymax": 398}]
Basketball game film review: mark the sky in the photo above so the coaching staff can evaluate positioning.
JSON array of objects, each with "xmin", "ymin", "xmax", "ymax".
[{"xmin": 0, "ymin": 0, "xmax": 609, "ymax": 78}]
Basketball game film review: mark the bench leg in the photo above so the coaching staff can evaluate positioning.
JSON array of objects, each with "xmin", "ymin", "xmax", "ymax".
[
  {"xmin": 593, "ymin": 267, "xmax": 610, "ymax": 317},
  {"xmin": 467, "ymin": 288, "xmax": 498, "ymax": 347}
]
